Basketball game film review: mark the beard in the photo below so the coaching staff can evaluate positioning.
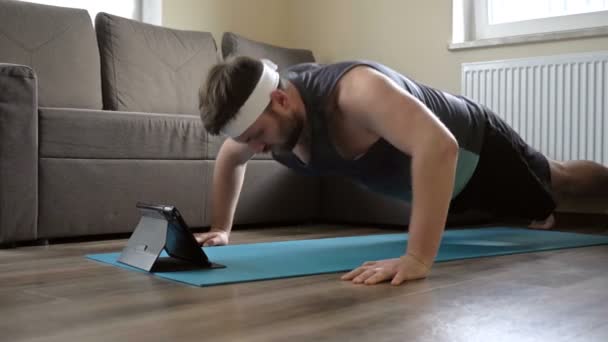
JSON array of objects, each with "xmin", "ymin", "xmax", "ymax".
[{"xmin": 274, "ymin": 113, "xmax": 304, "ymax": 153}]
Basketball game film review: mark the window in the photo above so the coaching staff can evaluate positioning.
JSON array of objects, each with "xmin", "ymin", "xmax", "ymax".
[
  {"xmin": 488, "ymin": 0, "xmax": 608, "ymax": 24},
  {"xmin": 452, "ymin": 0, "xmax": 608, "ymax": 47},
  {"xmin": 20, "ymin": 0, "xmax": 162, "ymax": 25}
]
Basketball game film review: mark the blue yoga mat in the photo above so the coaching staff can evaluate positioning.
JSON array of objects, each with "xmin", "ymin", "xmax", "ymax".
[{"xmin": 87, "ymin": 227, "xmax": 608, "ymax": 287}]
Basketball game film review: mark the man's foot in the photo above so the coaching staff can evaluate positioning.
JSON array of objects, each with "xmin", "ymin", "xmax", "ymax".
[{"xmin": 528, "ymin": 213, "xmax": 556, "ymax": 230}]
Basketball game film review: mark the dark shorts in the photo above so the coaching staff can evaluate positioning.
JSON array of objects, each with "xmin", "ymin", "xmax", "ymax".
[{"xmin": 450, "ymin": 108, "xmax": 557, "ymax": 221}]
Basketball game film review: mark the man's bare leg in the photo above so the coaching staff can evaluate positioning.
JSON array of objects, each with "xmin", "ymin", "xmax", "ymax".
[
  {"xmin": 529, "ymin": 159, "xmax": 608, "ymax": 229},
  {"xmin": 548, "ymin": 159, "xmax": 608, "ymax": 199}
]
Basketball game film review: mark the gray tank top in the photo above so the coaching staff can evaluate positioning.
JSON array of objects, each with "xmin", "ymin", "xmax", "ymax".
[{"xmin": 271, "ymin": 60, "xmax": 487, "ymax": 201}]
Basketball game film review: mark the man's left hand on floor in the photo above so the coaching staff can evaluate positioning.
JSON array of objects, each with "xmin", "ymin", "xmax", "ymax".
[{"xmin": 341, "ymin": 254, "xmax": 431, "ymax": 286}]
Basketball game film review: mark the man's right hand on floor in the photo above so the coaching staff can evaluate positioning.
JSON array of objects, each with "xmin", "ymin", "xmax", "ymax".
[{"xmin": 194, "ymin": 230, "xmax": 230, "ymax": 246}]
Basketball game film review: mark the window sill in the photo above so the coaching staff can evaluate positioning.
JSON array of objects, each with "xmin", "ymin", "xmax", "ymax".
[{"xmin": 448, "ymin": 26, "xmax": 608, "ymax": 51}]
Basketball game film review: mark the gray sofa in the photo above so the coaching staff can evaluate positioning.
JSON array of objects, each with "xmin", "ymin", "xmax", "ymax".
[{"xmin": 1, "ymin": 1, "xmax": 485, "ymax": 246}]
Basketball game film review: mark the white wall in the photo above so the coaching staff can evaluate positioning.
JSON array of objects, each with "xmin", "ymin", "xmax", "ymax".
[
  {"xmin": 163, "ymin": 0, "xmax": 291, "ymax": 48},
  {"xmin": 164, "ymin": 0, "xmax": 608, "ymax": 94},
  {"xmin": 287, "ymin": 0, "xmax": 608, "ymax": 94}
]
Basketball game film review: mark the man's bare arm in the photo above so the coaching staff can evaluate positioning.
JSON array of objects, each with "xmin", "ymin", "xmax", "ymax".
[
  {"xmin": 337, "ymin": 66, "xmax": 459, "ymax": 266},
  {"xmin": 195, "ymin": 138, "xmax": 255, "ymax": 246},
  {"xmin": 209, "ymin": 138, "xmax": 256, "ymax": 234}
]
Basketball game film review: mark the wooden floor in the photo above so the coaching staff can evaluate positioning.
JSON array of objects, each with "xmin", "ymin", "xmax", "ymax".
[{"xmin": 1, "ymin": 223, "xmax": 608, "ymax": 342}]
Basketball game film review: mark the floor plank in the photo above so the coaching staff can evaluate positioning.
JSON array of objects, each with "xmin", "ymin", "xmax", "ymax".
[{"xmin": 1, "ymin": 224, "xmax": 607, "ymax": 342}]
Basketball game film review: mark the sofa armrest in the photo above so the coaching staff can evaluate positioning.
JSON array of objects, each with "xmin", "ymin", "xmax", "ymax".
[{"xmin": 0, "ymin": 63, "xmax": 38, "ymax": 244}]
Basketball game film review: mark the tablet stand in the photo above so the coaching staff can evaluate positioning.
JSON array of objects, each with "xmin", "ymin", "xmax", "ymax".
[{"xmin": 118, "ymin": 210, "xmax": 224, "ymax": 272}]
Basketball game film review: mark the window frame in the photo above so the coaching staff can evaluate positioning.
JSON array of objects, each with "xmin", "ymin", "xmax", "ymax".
[
  {"xmin": 451, "ymin": 0, "xmax": 608, "ymax": 50},
  {"xmin": 475, "ymin": 0, "xmax": 608, "ymax": 40}
]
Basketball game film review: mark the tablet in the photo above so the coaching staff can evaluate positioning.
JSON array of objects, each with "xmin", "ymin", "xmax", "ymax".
[{"xmin": 136, "ymin": 202, "xmax": 225, "ymax": 269}]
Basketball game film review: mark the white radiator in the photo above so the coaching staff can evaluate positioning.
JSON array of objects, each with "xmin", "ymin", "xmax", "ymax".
[{"xmin": 462, "ymin": 51, "xmax": 608, "ymax": 165}]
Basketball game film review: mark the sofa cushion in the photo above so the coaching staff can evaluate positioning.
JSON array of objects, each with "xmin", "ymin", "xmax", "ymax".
[
  {"xmin": 95, "ymin": 13, "xmax": 219, "ymax": 115},
  {"xmin": 0, "ymin": 0, "xmax": 102, "ymax": 109},
  {"xmin": 38, "ymin": 159, "xmax": 210, "ymax": 238},
  {"xmin": 39, "ymin": 108, "xmax": 207, "ymax": 159},
  {"xmin": 221, "ymin": 32, "xmax": 315, "ymax": 70}
]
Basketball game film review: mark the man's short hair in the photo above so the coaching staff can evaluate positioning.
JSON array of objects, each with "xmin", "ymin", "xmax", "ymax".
[{"xmin": 198, "ymin": 56, "xmax": 264, "ymax": 135}]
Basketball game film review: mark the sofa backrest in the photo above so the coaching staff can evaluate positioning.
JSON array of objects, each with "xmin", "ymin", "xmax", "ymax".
[
  {"xmin": 0, "ymin": 0, "xmax": 103, "ymax": 109},
  {"xmin": 221, "ymin": 32, "xmax": 315, "ymax": 70},
  {"xmin": 95, "ymin": 13, "xmax": 219, "ymax": 115}
]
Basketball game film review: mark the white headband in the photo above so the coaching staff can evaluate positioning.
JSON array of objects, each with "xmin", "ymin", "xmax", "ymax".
[{"xmin": 221, "ymin": 59, "xmax": 280, "ymax": 138}]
